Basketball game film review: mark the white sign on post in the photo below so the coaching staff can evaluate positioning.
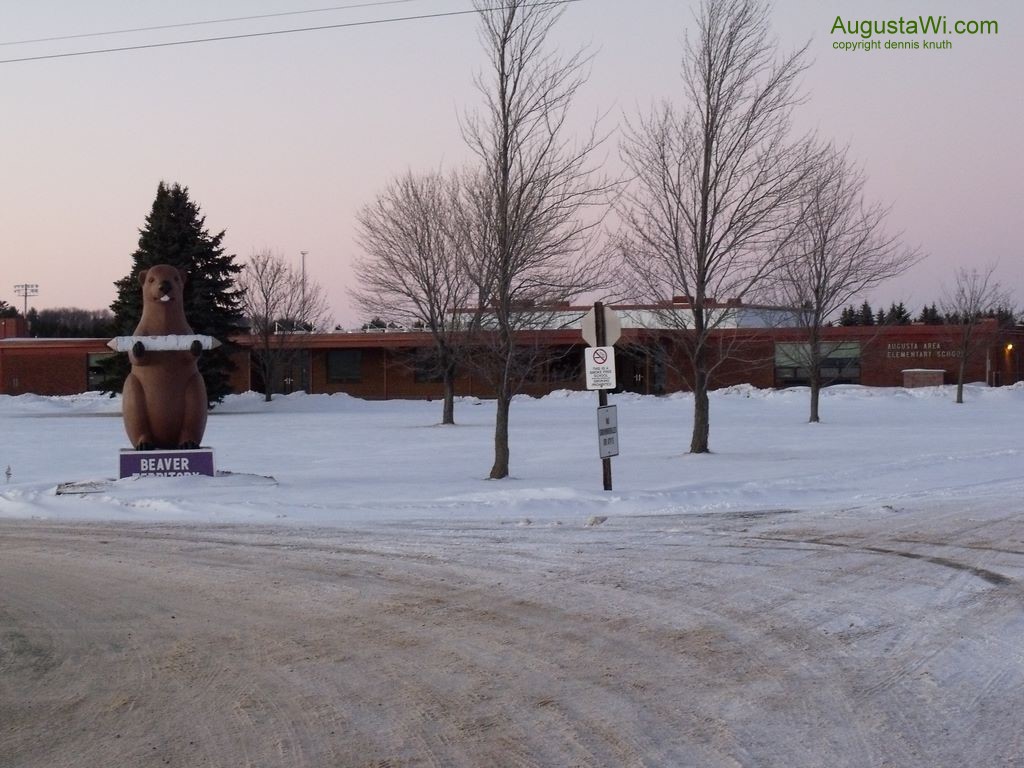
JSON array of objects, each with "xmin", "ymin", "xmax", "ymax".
[
  {"xmin": 597, "ymin": 405, "xmax": 619, "ymax": 458},
  {"xmin": 580, "ymin": 306, "xmax": 621, "ymax": 348},
  {"xmin": 585, "ymin": 346, "xmax": 616, "ymax": 390}
]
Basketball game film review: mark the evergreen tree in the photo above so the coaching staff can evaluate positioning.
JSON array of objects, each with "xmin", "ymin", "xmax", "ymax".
[
  {"xmin": 859, "ymin": 301, "xmax": 875, "ymax": 326},
  {"xmin": 985, "ymin": 306, "xmax": 1017, "ymax": 327},
  {"xmin": 0, "ymin": 300, "xmax": 18, "ymax": 318},
  {"xmin": 917, "ymin": 303, "xmax": 936, "ymax": 324},
  {"xmin": 98, "ymin": 182, "xmax": 244, "ymax": 404},
  {"xmin": 839, "ymin": 305, "xmax": 858, "ymax": 326},
  {"xmin": 885, "ymin": 301, "xmax": 911, "ymax": 325},
  {"xmin": 875, "ymin": 308, "xmax": 887, "ymax": 326}
]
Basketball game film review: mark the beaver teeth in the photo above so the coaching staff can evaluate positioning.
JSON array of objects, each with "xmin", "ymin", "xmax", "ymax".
[{"xmin": 160, "ymin": 295, "xmax": 171, "ymax": 302}]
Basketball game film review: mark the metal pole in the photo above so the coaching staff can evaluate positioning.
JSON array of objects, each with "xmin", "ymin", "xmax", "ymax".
[
  {"xmin": 595, "ymin": 301, "xmax": 612, "ymax": 491},
  {"xmin": 300, "ymin": 251, "xmax": 309, "ymax": 391},
  {"xmin": 299, "ymin": 251, "xmax": 308, "ymax": 326}
]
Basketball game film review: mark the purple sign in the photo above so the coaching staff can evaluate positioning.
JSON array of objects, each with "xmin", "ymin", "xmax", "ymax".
[{"xmin": 119, "ymin": 448, "xmax": 215, "ymax": 479}]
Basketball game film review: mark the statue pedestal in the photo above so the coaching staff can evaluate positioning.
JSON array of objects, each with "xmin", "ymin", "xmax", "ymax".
[{"xmin": 119, "ymin": 448, "xmax": 215, "ymax": 479}]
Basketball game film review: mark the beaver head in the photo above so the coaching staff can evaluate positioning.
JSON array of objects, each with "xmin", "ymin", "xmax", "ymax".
[{"xmin": 139, "ymin": 264, "xmax": 187, "ymax": 307}]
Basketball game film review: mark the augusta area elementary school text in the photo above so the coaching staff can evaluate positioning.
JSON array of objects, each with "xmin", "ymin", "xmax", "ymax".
[{"xmin": 1, "ymin": 313, "xmax": 1021, "ymax": 400}]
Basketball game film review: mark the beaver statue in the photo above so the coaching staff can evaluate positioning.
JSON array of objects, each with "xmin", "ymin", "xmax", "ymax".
[{"xmin": 121, "ymin": 264, "xmax": 208, "ymax": 450}]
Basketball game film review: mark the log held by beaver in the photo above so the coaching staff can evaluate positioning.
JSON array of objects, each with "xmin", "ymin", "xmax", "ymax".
[{"xmin": 107, "ymin": 335, "xmax": 221, "ymax": 353}]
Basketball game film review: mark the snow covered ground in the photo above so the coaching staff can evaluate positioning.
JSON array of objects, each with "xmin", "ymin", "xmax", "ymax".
[
  {"xmin": 1, "ymin": 383, "xmax": 1022, "ymax": 525},
  {"xmin": 3, "ymin": 385, "xmax": 1023, "ymax": 766}
]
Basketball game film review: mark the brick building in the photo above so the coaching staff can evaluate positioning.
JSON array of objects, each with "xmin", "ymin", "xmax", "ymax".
[
  {"xmin": 203, "ymin": 319, "xmax": 1023, "ymax": 398},
  {"xmin": 2, "ymin": 310, "xmax": 1021, "ymax": 399},
  {"xmin": 0, "ymin": 317, "xmax": 250, "ymax": 397}
]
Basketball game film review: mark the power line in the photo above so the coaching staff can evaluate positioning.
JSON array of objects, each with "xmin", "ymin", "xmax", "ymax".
[
  {"xmin": 0, "ymin": 1, "xmax": 581, "ymax": 65},
  {"xmin": 0, "ymin": 0, "xmax": 423, "ymax": 47}
]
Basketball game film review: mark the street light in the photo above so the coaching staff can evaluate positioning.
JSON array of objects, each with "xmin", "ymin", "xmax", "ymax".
[
  {"xmin": 299, "ymin": 250, "xmax": 308, "ymax": 330},
  {"xmin": 13, "ymin": 283, "xmax": 38, "ymax": 317},
  {"xmin": 298, "ymin": 251, "xmax": 310, "ymax": 392}
]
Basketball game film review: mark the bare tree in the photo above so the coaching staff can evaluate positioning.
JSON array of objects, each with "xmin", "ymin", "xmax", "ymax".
[
  {"xmin": 941, "ymin": 264, "xmax": 1013, "ymax": 404},
  {"xmin": 617, "ymin": 0, "xmax": 816, "ymax": 453},
  {"xmin": 239, "ymin": 250, "xmax": 331, "ymax": 401},
  {"xmin": 352, "ymin": 170, "xmax": 472, "ymax": 425},
  {"xmin": 23, "ymin": 307, "xmax": 114, "ymax": 338},
  {"xmin": 462, "ymin": 0, "xmax": 612, "ymax": 479},
  {"xmin": 774, "ymin": 144, "xmax": 921, "ymax": 422}
]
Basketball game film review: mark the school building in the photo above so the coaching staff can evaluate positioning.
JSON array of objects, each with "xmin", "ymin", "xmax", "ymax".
[{"xmin": 1, "ymin": 305, "xmax": 1021, "ymax": 399}]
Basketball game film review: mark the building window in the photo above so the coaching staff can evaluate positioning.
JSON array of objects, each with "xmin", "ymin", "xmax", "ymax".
[
  {"xmin": 413, "ymin": 361, "xmax": 444, "ymax": 384},
  {"xmin": 404, "ymin": 350, "xmax": 444, "ymax": 383},
  {"xmin": 775, "ymin": 342, "xmax": 860, "ymax": 386},
  {"xmin": 327, "ymin": 350, "xmax": 362, "ymax": 382},
  {"xmin": 547, "ymin": 351, "xmax": 583, "ymax": 382},
  {"xmin": 87, "ymin": 352, "xmax": 113, "ymax": 391}
]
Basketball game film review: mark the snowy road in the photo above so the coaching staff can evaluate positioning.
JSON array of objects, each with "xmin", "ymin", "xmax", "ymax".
[{"xmin": 3, "ymin": 500, "xmax": 1022, "ymax": 767}]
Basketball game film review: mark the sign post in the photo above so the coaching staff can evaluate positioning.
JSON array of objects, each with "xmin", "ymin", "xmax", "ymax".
[{"xmin": 582, "ymin": 301, "xmax": 619, "ymax": 491}]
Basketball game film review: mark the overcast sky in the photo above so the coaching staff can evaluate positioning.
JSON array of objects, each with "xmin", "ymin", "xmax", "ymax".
[{"xmin": 1, "ymin": 0, "xmax": 1020, "ymax": 326}]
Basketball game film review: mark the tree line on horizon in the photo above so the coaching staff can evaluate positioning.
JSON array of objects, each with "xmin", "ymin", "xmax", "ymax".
[
  {"xmin": 9, "ymin": 297, "xmax": 1016, "ymax": 338},
  {"xmin": 835, "ymin": 301, "xmax": 1017, "ymax": 327}
]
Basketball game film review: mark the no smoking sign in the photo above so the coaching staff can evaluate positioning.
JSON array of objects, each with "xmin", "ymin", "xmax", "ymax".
[{"xmin": 584, "ymin": 346, "xmax": 616, "ymax": 390}]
